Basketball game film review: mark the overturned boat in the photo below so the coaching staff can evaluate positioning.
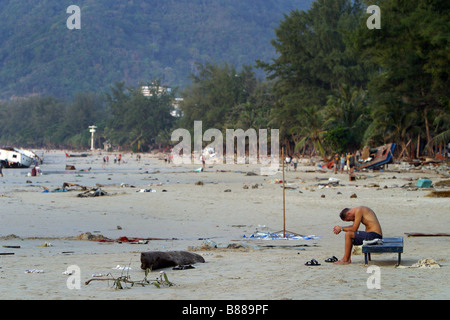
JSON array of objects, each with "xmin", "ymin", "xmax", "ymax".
[
  {"xmin": 356, "ymin": 143, "xmax": 396, "ymax": 170},
  {"xmin": 0, "ymin": 147, "xmax": 39, "ymax": 168}
]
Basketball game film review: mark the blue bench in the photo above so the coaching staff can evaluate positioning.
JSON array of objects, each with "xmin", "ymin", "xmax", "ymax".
[{"xmin": 362, "ymin": 237, "xmax": 403, "ymax": 266}]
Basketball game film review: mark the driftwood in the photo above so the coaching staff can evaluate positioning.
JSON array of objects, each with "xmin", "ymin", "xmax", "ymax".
[
  {"xmin": 140, "ymin": 251, "xmax": 205, "ymax": 270},
  {"xmin": 406, "ymin": 233, "xmax": 450, "ymax": 237}
]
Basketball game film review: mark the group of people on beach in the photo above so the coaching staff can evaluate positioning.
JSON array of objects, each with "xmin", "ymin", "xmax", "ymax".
[
  {"xmin": 102, "ymin": 154, "xmax": 122, "ymax": 167},
  {"xmin": 284, "ymin": 155, "xmax": 299, "ymax": 171},
  {"xmin": 333, "ymin": 152, "xmax": 360, "ymax": 174}
]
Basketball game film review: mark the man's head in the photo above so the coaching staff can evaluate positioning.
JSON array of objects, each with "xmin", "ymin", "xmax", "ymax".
[{"xmin": 339, "ymin": 208, "xmax": 352, "ymax": 221}]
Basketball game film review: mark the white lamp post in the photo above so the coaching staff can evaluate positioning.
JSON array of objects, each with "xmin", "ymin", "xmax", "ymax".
[{"xmin": 89, "ymin": 125, "xmax": 97, "ymax": 151}]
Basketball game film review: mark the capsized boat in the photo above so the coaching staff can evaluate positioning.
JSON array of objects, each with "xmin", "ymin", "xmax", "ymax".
[
  {"xmin": 0, "ymin": 147, "xmax": 40, "ymax": 168},
  {"xmin": 356, "ymin": 143, "xmax": 396, "ymax": 170}
]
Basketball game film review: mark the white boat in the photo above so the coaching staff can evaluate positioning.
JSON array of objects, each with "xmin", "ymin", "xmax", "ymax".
[{"xmin": 0, "ymin": 147, "xmax": 38, "ymax": 168}]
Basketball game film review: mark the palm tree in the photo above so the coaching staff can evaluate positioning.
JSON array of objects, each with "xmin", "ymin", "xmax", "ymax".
[
  {"xmin": 289, "ymin": 105, "xmax": 330, "ymax": 158},
  {"xmin": 324, "ymin": 84, "xmax": 369, "ymax": 150},
  {"xmin": 363, "ymin": 101, "xmax": 419, "ymax": 158}
]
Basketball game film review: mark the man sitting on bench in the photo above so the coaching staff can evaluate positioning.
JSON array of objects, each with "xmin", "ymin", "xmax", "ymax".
[{"xmin": 333, "ymin": 206, "xmax": 383, "ymax": 265}]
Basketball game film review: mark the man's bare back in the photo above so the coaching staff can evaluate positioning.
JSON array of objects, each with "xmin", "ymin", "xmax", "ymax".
[{"xmin": 349, "ymin": 206, "xmax": 382, "ymax": 235}]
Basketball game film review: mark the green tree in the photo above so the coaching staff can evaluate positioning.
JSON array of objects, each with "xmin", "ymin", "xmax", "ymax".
[
  {"xmin": 354, "ymin": 0, "xmax": 449, "ymax": 156},
  {"xmin": 258, "ymin": 0, "xmax": 371, "ymax": 154}
]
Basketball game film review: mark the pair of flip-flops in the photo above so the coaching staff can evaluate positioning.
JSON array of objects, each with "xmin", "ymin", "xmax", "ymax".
[
  {"xmin": 305, "ymin": 256, "xmax": 339, "ymax": 266},
  {"xmin": 305, "ymin": 259, "xmax": 321, "ymax": 266},
  {"xmin": 325, "ymin": 256, "xmax": 338, "ymax": 263}
]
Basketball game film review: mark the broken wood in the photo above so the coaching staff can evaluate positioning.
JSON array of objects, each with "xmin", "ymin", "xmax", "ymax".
[{"xmin": 405, "ymin": 233, "xmax": 450, "ymax": 237}]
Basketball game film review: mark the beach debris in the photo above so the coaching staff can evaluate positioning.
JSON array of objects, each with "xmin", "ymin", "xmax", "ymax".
[
  {"xmin": 25, "ymin": 269, "xmax": 44, "ymax": 273},
  {"xmin": 120, "ymin": 183, "xmax": 135, "ymax": 188},
  {"xmin": 416, "ymin": 178, "xmax": 432, "ymax": 188},
  {"xmin": 113, "ymin": 265, "xmax": 132, "ymax": 271},
  {"xmin": 405, "ymin": 233, "xmax": 450, "ymax": 237},
  {"xmin": 172, "ymin": 264, "xmax": 195, "ymax": 270},
  {"xmin": 425, "ymin": 190, "xmax": 450, "ymax": 198},
  {"xmin": 76, "ymin": 232, "xmax": 110, "ymax": 241},
  {"xmin": 412, "ymin": 259, "xmax": 441, "ymax": 268},
  {"xmin": 195, "ymin": 167, "xmax": 203, "ymax": 172},
  {"xmin": 42, "ymin": 182, "xmax": 88, "ymax": 193},
  {"xmin": 0, "ymin": 252, "xmax": 15, "ymax": 255},
  {"xmin": 243, "ymin": 184, "xmax": 260, "ymax": 189},
  {"xmin": 136, "ymin": 188, "xmax": 156, "ymax": 192},
  {"xmin": 195, "ymin": 181, "xmax": 204, "ymax": 185},
  {"xmin": 435, "ymin": 179, "xmax": 450, "ymax": 187},
  {"xmin": 140, "ymin": 251, "xmax": 205, "ymax": 271},
  {"xmin": 65, "ymin": 165, "xmax": 76, "ymax": 170},
  {"xmin": 316, "ymin": 177, "xmax": 340, "ymax": 187},
  {"xmin": 243, "ymin": 231, "xmax": 320, "ymax": 240},
  {"xmin": 224, "ymin": 189, "xmax": 231, "ymax": 192},
  {"xmin": 397, "ymin": 258, "xmax": 441, "ymax": 269},
  {"xmin": 85, "ymin": 269, "xmax": 174, "ymax": 289},
  {"xmin": 350, "ymin": 193, "xmax": 357, "ymax": 198},
  {"xmin": 77, "ymin": 188, "xmax": 108, "ymax": 197},
  {"xmin": 38, "ymin": 242, "xmax": 52, "ymax": 247}
]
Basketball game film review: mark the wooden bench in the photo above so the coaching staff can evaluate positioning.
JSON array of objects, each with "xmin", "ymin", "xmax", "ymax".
[{"xmin": 362, "ymin": 237, "xmax": 403, "ymax": 266}]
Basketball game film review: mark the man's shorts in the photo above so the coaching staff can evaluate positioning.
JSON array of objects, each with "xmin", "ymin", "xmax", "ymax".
[{"xmin": 353, "ymin": 231, "xmax": 382, "ymax": 246}]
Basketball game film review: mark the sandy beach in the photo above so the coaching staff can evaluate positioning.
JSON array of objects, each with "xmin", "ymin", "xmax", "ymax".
[{"xmin": 0, "ymin": 150, "xmax": 449, "ymax": 301}]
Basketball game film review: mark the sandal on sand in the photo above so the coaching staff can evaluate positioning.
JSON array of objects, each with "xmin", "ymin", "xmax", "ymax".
[
  {"xmin": 325, "ymin": 256, "xmax": 338, "ymax": 263},
  {"xmin": 305, "ymin": 259, "xmax": 321, "ymax": 266}
]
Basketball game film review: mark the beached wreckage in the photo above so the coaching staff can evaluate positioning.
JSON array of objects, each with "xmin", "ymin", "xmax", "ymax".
[
  {"xmin": 356, "ymin": 143, "xmax": 396, "ymax": 170},
  {"xmin": 0, "ymin": 147, "xmax": 40, "ymax": 168}
]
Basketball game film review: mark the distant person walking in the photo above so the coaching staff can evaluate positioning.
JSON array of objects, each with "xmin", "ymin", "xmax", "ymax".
[
  {"xmin": 0, "ymin": 161, "xmax": 3, "ymax": 177},
  {"xmin": 334, "ymin": 153, "xmax": 339, "ymax": 174},
  {"xmin": 340, "ymin": 154, "xmax": 345, "ymax": 173}
]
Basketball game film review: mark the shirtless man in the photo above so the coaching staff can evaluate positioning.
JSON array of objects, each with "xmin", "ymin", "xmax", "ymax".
[{"xmin": 333, "ymin": 206, "xmax": 383, "ymax": 265}]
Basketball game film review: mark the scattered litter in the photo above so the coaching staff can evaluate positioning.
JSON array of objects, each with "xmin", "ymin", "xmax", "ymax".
[
  {"xmin": 137, "ymin": 188, "xmax": 156, "ymax": 193},
  {"xmin": 112, "ymin": 265, "xmax": 132, "ymax": 271},
  {"xmin": 425, "ymin": 191, "xmax": 450, "ymax": 198},
  {"xmin": 412, "ymin": 259, "xmax": 440, "ymax": 268},
  {"xmin": 62, "ymin": 270, "xmax": 73, "ymax": 275},
  {"xmin": 92, "ymin": 274, "xmax": 105, "ymax": 277},
  {"xmin": 38, "ymin": 242, "xmax": 52, "ymax": 247},
  {"xmin": 243, "ymin": 231, "xmax": 320, "ymax": 240},
  {"xmin": 77, "ymin": 188, "xmax": 108, "ymax": 197},
  {"xmin": 195, "ymin": 167, "xmax": 203, "ymax": 172},
  {"xmin": 416, "ymin": 179, "xmax": 432, "ymax": 188},
  {"xmin": 397, "ymin": 258, "xmax": 441, "ymax": 269},
  {"xmin": 25, "ymin": 269, "xmax": 44, "ymax": 273},
  {"xmin": 172, "ymin": 265, "xmax": 195, "ymax": 270},
  {"xmin": 406, "ymin": 233, "xmax": 450, "ymax": 237}
]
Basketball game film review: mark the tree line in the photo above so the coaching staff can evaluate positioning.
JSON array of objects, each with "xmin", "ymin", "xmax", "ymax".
[{"xmin": 0, "ymin": 0, "xmax": 448, "ymax": 158}]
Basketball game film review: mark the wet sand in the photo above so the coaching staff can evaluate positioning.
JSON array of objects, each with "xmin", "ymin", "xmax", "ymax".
[{"xmin": 0, "ymin": 150, "xmax": 449, "ymax": 300}]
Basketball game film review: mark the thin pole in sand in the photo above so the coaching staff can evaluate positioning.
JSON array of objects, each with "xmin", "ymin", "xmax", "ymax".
[{"xmin": 282, "ymin": 147, "xmax": 286, "ymax": 238}]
